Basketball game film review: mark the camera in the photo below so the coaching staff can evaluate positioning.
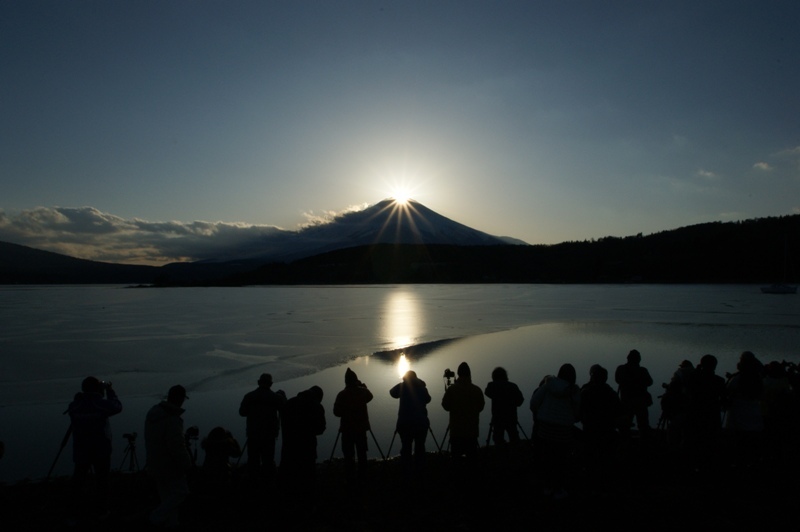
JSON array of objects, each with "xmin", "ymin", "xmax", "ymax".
[
  {"xmin": 123, "ymin": 432, "xmax": 137, "ymax": 442},
  {"xmin": 443, "ymin": 368, "xmax": 455, "ymax": 380},
  {"xmin": 185, "ymin": 425, "xmax": 200, "ymax": 441}
]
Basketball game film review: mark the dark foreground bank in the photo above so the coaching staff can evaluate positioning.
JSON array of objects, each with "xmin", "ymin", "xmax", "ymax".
[{"xmin": 2, "ymin": 432, "xmax": 796, "ymax": 532}]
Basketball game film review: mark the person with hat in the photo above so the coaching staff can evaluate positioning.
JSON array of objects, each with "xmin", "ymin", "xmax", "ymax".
[
  {"xmin": 239, "ymin": 373, "xmax": 286, "ymax": 480},
  {"xmin": 67, "ymin": 376, "xmax": 122, "ymax": 520},
  {"xmin": 441, "ymin": 362, "xmax": 485, "ymax": 460},
  {"xmin": 333, "ymin": 368, "xmax": 373, "ymax": 486},
  {"xmin": 144, "ymin": 384, "xmax": 193, "ymax": 529}
]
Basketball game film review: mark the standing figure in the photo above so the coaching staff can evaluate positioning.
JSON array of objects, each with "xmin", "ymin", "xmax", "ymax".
[
  {"xmin": 724, "ymin": 351, "xmax": 765, "ymax": 467},
  {"xmin": 685, "ymin": 354, "xmax": 726, "ymax": 471},
  {"xmin": 239, "ymin": 373, "xmax": 286, "ymax": 480},
  {"xmin": 441, "ymin": 362, "xmax": 485, "ymax": 460},
  {"xmin": 615, "ymin": 349, "xmax": 654, "ymax": 435},
  {"xmin": 279, "ymin": 386, "xmax": 326, "ymax": 495},
  {"xmin": 200, "ymin": 426, "xmax": 242, "ymax": 493},
  {"xmin": 145, "ymin": 385, "xmax": 193, "ymax": 529},
  {"xmin": 484, "ymin": 367, "xmax": 525, "ymax": 445},
  {"xmin": 579, "ymin": 365, "xmax": 622, "ymax": 487},
  {"xmin": 333, "ymin": 368, "xmax": 373, "ymax": 486},
  {"xmin": 530, "ymin": 363, "xmax": 580, "ymax": 499},
  {"xmin": 67, "ymin": 376, "xmax": 123, "ymax": 519},
  {"xmin": 390, "ymin": 370, "xmax": 432, "ymax": 479}
]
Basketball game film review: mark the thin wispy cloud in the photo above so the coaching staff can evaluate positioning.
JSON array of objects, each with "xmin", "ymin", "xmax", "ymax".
[
  {"xmin": 753, "ymin": 162, "xmax": 773, "ymax": 171},
  {"xmin": 0, "ymin": 206, "xmax": 288, "ymax": 265}
]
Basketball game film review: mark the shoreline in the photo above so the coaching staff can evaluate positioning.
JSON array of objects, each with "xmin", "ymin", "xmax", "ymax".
[{"xmin": 3, "ymin": 430, "xmax": 796, "ymax": 531}]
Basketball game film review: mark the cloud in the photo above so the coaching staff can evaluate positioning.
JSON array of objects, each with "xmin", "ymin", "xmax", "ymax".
[
  {"xmin": 753, "ymin": 162, "xmax": 773, "ymax": 171},
  {"xmin": 696, "ymin": 169, "xmax": 719, "ymax": 180},
  {"xmin": 0, "ymin": 206, "xmax": 288, "ymax": 265},
  {"xmin": 300, "ymin": 203, "xmax": 369, "ymax": 228}
]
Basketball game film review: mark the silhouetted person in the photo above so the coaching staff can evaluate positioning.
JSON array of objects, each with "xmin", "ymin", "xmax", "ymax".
[
  {"xmin": 615, "ymin": 349, "xmax": 654, "ymax": 435},
  {"xmin": 484, "ymin": 366, "xmax": 524, "ymax": 445},
  {"xmin": 67, "ymin": 376, "xmax": 122, "ymax": 520},
  {"xmin": 200, "ymin": 426, "xmax": 242, "ymax": 493},
  {"xmin": 724, "ymin": 351, "xmax": 765, "ymax": 467},
  {"xmin": 279, "ymin": 386, "xmax": 326, "ymax": 495},
  {"xmin": 333, "ymin": 368, "xmax": 373, "ymax": 486},
  {"xmin": 530, "ymin": 363, "xmax": 580, "ymax": 499},
  {"xmin": 579, "ymin": 364, "xmax": 622, "ymax": 487},
  {"xmin": 685, "ymin": 354, "xmax": 726, "ymax": 472},
  {"xmin": 145, "ymin": 384, "xmax": 193, "ymax": 529},
  {"xmin": 239, "ymin": 373, "xmax": 286, "ymax": 480},
  {"xmin": 390, "ymin": 370, "xmax": 431, "ymax": 480},
  {"xmin": 660, "ymin": 360, "xmax": 696, "ymax": 448},
  {"xmin": 762, "ymin": 361, "xmax": 795, "ymax": 461},
  {"xmin": 442, "ymin": 362, "xmax": 485, "ymax": 460}
]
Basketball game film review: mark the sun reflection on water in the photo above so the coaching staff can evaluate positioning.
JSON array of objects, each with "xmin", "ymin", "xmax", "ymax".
[
  {"xmin": 396, "ymin": 353, "xmax": 410, "ymax": 378},
  {"xmin": 381, "ymin": 290, "xmax": 422, "ymax": 351}
]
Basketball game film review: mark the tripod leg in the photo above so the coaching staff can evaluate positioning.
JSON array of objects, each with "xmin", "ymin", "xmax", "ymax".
[
  {"xmin": 329, "ymin": 429, "xmax": 341, "ymax": 462},
  {"xmin": 387, "ymin": 430, "xmax": 397, "ymax": 456},
  {"xmin": 368, "ymin": 429, "xmax": 386, "ymax": 461},
  {"xmin": 517, "ymin": 421, "xmax": 529, "ymax": 441},
  {"xmin": 486, "ymin": 422, "xmax": 493, "ymax": 446}
]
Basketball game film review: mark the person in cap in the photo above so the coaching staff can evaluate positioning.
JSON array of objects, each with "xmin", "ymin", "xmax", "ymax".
[
  {"xmin": 333, "ymin": 368, "xmax": 373, "ymax": 485},
  {"xmin": 67, "ymin": 376, "xmax": 122, "ymax": 519},
  {"xmin": 239, "ymin": 373, "xmax": 286, "ymax": 480},
  {"xmin": 144, "ymin": 384, "xmax": 193, "ymax": 529},
  {"xmin": 441, "ymin": 362, "xmax": 485, "ymax": 460}
]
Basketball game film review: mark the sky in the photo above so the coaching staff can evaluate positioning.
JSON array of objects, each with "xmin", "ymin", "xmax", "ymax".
[{"xmin": 1, "ymin": 1, "xmax": 799, "ymax": 265}]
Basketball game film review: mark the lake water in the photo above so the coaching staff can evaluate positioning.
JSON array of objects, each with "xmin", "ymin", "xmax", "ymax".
[{"xmin": 1, "ymin": 284, "xmax": 798, "ymax": 483}]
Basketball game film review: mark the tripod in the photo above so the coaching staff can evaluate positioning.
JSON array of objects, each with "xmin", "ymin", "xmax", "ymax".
[
  {"xmin": 119, "ymin": 432, "xmax": 140, "ymax": 472},
  {"xmin": 329, "ymin": 428, "xmax": 387, "ymax": 462},
  {"xmin": 485, "ymin": 420, "xmax": 530, "ymax": 446},
  {"xmin": 386, "ymin": 426, "xmax": 441, "ymax": 456}
]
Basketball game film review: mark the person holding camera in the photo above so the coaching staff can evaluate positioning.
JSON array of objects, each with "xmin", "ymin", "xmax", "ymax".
[
  {"xmin": 144, "ymin": 384, "xmax": 193, "ymax": 529},
  {"xmin": 333, "ymin": 368, "xmax": 374, "ymax": 486},
  {"xmin": 442, "ymin": 362, "xmax": 485, "ymax": 461},
  {"xmin": 239, "ymin": 373, "xmax": 286, "ymax": 481},
  {"xmin": 390, "ymin": 370, "xmax": 432, "ymax": 480},
  {"xmin": 67, "ymin": 376, "xmax": 123, "ymax": 520}
]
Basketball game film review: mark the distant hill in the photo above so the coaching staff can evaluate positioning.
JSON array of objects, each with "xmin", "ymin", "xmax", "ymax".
[
  {"xmin": 0, "ymin": 241, "xmax": 160, "ymax": 284},
  {"xmin": 1, "ymin": 211, "xmax": 798, "ymax": 285}
]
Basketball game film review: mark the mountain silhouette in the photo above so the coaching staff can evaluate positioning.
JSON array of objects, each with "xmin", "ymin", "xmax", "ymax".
[{"xmin": 197, "ymin": 198, "xmax": 521, "ymax": 264}]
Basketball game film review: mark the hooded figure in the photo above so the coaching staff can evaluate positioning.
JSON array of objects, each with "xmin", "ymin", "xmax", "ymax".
[
  {"xmin": 333, "ymin": 368, "xmax": 373, "ymax": 484},
  {"xmin": 442, "ymin": 362, "xmax": 485, "ymax": 458}
]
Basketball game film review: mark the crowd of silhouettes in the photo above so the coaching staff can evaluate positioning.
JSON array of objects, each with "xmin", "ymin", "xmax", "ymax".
[{"xmin": 56, "ymin": 348, "xmax": 800, "ymax": 526}]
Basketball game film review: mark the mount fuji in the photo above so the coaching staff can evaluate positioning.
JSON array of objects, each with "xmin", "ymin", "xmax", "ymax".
[{"xmin": 197, "ymin": 198, "xmax": 525, "ymax": 265}]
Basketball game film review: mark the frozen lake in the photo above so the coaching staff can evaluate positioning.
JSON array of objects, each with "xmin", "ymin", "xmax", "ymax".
[{"xmin": 1, "ymin": 284, "xmax": 798, "ymax": 483}]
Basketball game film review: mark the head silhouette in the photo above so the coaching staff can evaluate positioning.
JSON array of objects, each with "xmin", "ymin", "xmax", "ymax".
[
  {"xmin": 491, "ymin": 367, "xmax": 508, "ymax": 382},
  {"xmin": 627, "ymin": 349, "xmax": 641, "ymax": 365},
  {"xmin": 557, "ymin": 363, "xmax": 577, "ymax": 386}
]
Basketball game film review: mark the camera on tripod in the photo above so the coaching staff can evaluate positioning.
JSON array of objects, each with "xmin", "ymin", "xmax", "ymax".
[
  {"xmin": 443, "ymin": 368, "xmax": 456, "ymax": 389},
  {"xmin": 123, "ymin": 432, "xmax": 137, "ymax": 442}
]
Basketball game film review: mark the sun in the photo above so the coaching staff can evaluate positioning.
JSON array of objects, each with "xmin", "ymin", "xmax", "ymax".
[{"xmin": 391, "ymin": 188, "xmax": 412, "ymax": 205}]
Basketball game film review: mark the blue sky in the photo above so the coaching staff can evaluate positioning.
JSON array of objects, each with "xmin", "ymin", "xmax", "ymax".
[{"xmin": 1, "ymin": 1, "xmax": 799, "ymax": 264}]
